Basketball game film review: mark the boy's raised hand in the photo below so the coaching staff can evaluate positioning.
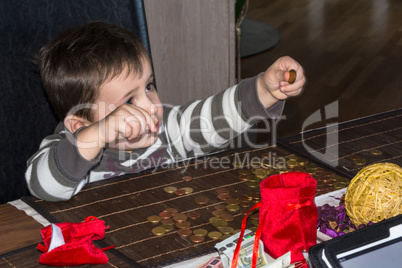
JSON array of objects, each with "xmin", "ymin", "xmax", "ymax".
[
  {"xmin": 98, "ymin": 104, "xmax": 159, "ymax": 150},
  {"xmin": 76, "ymin": 103, "xmax": 159, "ymax": 161},
  {"xmin": 257, "ymin": 56, "xmax": 305, "ymax": 109}
]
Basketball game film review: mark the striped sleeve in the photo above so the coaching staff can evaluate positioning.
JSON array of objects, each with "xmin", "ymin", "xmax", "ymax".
[
  {"xmin": 25, "ymin": 130, "xmax": 99, "ymax": 201},
  {"xmin": 164, "ymin": 75, "xmax": 285, "ymax": 159}
]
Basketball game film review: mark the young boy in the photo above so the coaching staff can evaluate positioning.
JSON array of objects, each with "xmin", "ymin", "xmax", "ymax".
[{"xmin": 26, "ymin": 21, "xmax": 305, "ymax": 201}]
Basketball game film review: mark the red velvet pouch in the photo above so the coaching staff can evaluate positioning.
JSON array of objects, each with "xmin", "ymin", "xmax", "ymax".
[
  {"xmin": 38, "ymin": 236, "xmax": 109, "ymax": 266},
  {"xmin": 259, "ymin": 171, "xmax": 318, "ymax": 266},
  {"xmin": 37, "ymin": 216, "xmax": 112, "ymax": 266}
]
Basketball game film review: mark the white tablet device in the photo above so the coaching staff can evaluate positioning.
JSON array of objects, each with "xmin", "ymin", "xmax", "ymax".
[{"xmin": 309, "ymin": 214, "xmax": 402, "ymax": 268}]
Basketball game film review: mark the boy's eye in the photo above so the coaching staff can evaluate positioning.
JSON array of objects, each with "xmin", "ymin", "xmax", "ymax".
[
  {"xmin": 126, "ymin": 97, "xmax": 133, "ymax": 104},
  {"xmin": 146, "ymin": 82, "xmax": 155, "ymax": 92}
]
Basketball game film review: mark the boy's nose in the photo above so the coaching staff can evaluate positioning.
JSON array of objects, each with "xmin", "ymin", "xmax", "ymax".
[
  {"xmin": 148, "ymin": 102, "xmax": 160, "ymax": 126},
  {"xmin": 149, "ymin": 102, "xmax": 158, "ymax": 115}
]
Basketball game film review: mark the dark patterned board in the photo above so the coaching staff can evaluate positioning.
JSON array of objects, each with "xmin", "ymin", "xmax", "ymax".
[
  {"xmin": 23, "ymin": 145, "xmax": 349, "ymax": 267},
  {"xmin": 280, "ymin": 108, "xmax": 402, "ymax": 176}
]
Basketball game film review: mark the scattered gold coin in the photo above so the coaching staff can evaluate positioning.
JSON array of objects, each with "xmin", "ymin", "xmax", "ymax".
[
  {"xmin": 190, "ymin": 235, "xmax": 205, "ymax": 243},
  {"xmin": 246, "ymin": 181, "xmax": 259, "ymax": 188},
  {"xmin": 253, "ymin": 168, "xmax": 267, "ymax": 177},
  {"xmin": 160, "ymin": 218, "xmax": 174, "ymax": 225},
  {"xmin": 209, "ymin": 217, "xmax": 221, "ymax": 224},
  {"xmin": 214, "ymin": 204, "xmax": 226, "ymax": 211},
  {"xmin": 251, "ymin": 219, "xmax": 259, "ymax": 226},
  {"xmin": 212, "ymin": 219, "xmax": 228, "ymax": 228},
  {"xmin": 147, "ymin": 215, "xmax": 161, "ymax": 224},
  {"xmin": 164, "ymin": 186, "xmax": 177, "ymax": 194},
  {"xmin": 216, "ymin": 188, "xmax": 230, "ymax": 195},
  {"xmin": 163, "ymin": 208, "xmax": 179, "ymax": 215},
  {"xmin": 217, "ymin": 193, "xmax": 231, "ymax": 201},
  {"xmin": 194, "ymin": 196, "xmax": 209, "ymax": 205},
  {"xmin": 232, "ymin": 161, "xmax": 243, "ymax": 168},
  {"xmin": 212, "ymin": 210, "xmax": 225, "ymax": 217},
  {"xmin": 174, "ymin": 189, "xmax": 186, "ymax": 196},
  {"xmin": 161, "ymin": 224, "xmax": 174, "ymax": 232},
  {"xmin": 220, "ymin": 227, "xmax": 234, "ymax": 235},
  {"xmin": 226, "ymin": 204, "xmax": 240, "ymax": 212},
  {"xmin": 240, "ymin": 201, "xmax": 251, "ymax": 208},
  {"xmin": 286, "ymin": 159, "xmax": 298, "ymax": 168},
  {"xmin": 152, "ymin": 226, "xmax": 166, "ymax": 236},
  {"xmin": 370, "ymin": 149, "xmax": 383, "ymax": 156},
  {"xmin": 181, "ymin": 187, "xmax": 193, "ymax": 194},
  {"xmin": 177, "ymin": 228, "xmax": 192, "ymax": 237},
  {"xmin": 173, "ymin": 213, "xmax": 188, "ymax": 223},
  {"xmin": 238, "ymin": 169, "xmax": 250, "ymax": 175},
  {"xmin": 186, "ymin": 211, "xmax": 201, "ymax": 220},
  {"xmin": 159, "ymin": 211, "xmax": 173, "ymax": 219},
  {"xmin": 250, "ymin": 213, "xmax": 259, "ymax": 220},
  {"xmin": 333, "ymin": 182, "xmax": 348, "ymax": 189},
  {"xmin": 193, "ymin": 228, "xmax": 208, "ymax": 236},
  {"xmin": 226, "ymin": 198, "xmax": 240, "ymax": 205},
  {"xmin": 182, "ymin": 176, "xmax": 193, "ymax": 181},
  {"xmin": 208, "ymin": 231, "xmax": 223, "ymax": 240},
  {"xmin": 175, "ymin": 221, "xmax": 191, "ymax": 229},
  {"xmin": 220, "ymin": 213, "xmax": 235, "ymax": 222},
  {"xmin": 354, "ymin": 158, "xmax": 367, "ymax": 166}
]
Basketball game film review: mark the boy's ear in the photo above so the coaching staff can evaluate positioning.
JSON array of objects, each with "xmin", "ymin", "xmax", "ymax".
[{"xmin": 64, "ymin": 115, "xmax": 92, "ymax": 134}]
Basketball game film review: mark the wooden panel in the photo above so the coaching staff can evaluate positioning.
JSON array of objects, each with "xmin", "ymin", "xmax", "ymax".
[
  {"xmin": 0, "ymin": 204, "xmax": 42, "ymax": 255},
  {"xmin": 144, "ymin": 0, "xmax": 236, "ymax": 105}
]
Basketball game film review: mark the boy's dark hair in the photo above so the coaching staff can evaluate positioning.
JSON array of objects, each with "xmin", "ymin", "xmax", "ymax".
[{"xmin": 37, "ymin": 21, "xmax": 149, "ymax": 121}]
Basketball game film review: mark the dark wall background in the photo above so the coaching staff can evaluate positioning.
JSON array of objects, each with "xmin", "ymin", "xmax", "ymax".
[{"xmin": 0, "ymin": 0, "xmax": 149, "ymax": 203}]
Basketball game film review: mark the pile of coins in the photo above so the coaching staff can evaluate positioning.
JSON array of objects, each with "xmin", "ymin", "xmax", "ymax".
[
  {"xmin": 234, "ymin": 152, "xmax": 351, "ymax": 196},
  {"xmin": 147, "ymin": 186, "xmax": 263, "ymax": 244},
  {"xmin": 147, "ymin": 207, "xmax": 199, "ymax": 237},
  {"xmin": 149, "ymin": 151, "xmax": 352, "ymax": 246}
]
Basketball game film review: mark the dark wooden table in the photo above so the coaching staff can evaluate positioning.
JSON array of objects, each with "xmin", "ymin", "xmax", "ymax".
[{"xmin": 1, "ymin": 108, "xmax": 400, "ymax": 267}]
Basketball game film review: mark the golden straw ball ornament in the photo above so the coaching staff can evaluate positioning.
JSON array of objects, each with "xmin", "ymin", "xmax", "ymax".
[{"xmin": 344, "ymin": 163, "xmax": 402, "ymax": 226}]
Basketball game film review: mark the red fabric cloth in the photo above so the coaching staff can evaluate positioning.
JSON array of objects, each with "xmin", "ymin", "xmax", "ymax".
[
  {"xmin": 259, "ymin": 171, "xmax": 317, "ymax": 266},
  {"xmin": 38, "ymin": 217, "xmax": 109, "ymax": 266}
]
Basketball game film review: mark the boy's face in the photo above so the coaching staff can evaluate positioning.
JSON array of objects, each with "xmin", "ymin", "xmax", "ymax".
[{"xmin": 93, "ymin": 57, "xmax": 163, "ymax": 150}]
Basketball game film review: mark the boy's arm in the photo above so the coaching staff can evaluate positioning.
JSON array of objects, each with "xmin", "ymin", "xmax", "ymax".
[
  {"xmin": 163, "ymin": 77, "xmax": 281, "ymax": 159},
  {"xmin": 25, "ymin": 128, "xmax": 101, "ymax": 201},
  {"xmin": 164, "ymin": 56, "xmax": 304, "ymax": 159}
]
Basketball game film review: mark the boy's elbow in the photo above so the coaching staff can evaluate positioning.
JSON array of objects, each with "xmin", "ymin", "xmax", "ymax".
[
  {"xmin": 30, "ymin": 192, "xmax": 72, "ymax": 202},
  {"xmin": 25, "ymin": 170, "xmax": 76, "ymax": 202}
]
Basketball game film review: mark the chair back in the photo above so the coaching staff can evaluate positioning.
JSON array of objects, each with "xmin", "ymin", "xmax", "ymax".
[{"xmin": 0, "ymin": 0, "xmax": 149, "ymax": 203}]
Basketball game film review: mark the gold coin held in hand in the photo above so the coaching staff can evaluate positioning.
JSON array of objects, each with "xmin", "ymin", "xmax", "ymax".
[{"xmin": 288, "ymin": 69, "xmax": 297, "ymax": 84}]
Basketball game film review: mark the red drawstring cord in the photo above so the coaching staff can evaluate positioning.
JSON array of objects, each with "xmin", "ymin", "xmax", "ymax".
[
  {"xmin": 251, "ymin": 208, "xmax": 267, "ymax": 268},
  {"xmin": 101, "ymin": 245, "xmax": 115, "ymax": 251},
  {"xmin": 37, "ymin": 243, "xmax": 48, "ymax": 253},
  {"xmin": 231, "ymin": 202, "xmax": 261, "ymax": 268},
  {"xmin": 286, "ymin": 200, "xmax": 312, "ymax": 210}
]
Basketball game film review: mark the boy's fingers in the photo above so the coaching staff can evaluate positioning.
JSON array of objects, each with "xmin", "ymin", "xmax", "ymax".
[{"xmin": 126, "ymin": 105, "xmax": 158, "ymax": 133}]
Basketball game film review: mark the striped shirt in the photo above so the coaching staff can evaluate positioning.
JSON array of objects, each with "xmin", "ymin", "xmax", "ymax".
[{"xmin": 25, "ymin": 75, "xmax": 284, "ymax": 201}]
